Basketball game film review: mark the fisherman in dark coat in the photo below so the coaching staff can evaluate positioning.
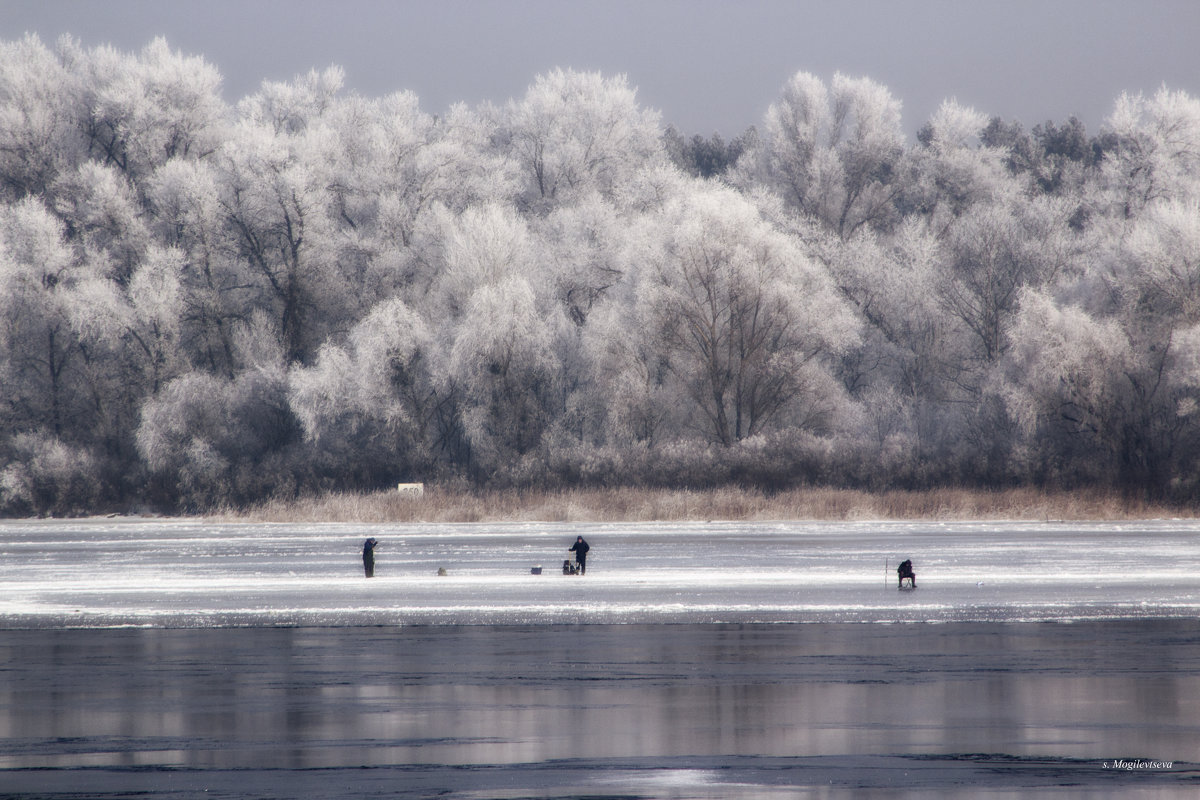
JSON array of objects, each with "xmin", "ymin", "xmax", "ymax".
[
  {"xmin": 363, "ymin": 537, "xmax": 379, "ymax": 578},
  {"xmin": 568, "ymin": 535, "xmax": 590, "ymax": 575},
  {"xmin": 897, "ymin": 558, "xmax": 916, "ymax": 588}
]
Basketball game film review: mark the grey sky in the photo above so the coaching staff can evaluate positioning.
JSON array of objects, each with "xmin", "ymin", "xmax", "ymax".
[{"xmin": 1, "ymin": 0, "xmax": 1198, "ymax": 139}]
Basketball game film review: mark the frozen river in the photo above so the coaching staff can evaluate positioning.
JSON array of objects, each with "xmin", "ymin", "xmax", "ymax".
[
  {"xmin": 1, "ymin": 519, "xmax": 1198, "ymax": 798},
  {"xmin": 1, "ymin": 518, "xmax": 1199, "ymax": 626}
]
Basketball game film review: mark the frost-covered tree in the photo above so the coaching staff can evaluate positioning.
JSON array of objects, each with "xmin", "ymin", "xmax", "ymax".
[
  {"xmin": 288, "ymin": 297, "xmax": 441, "ymax": 487},
  {"xmin": 998, "ymin": 196, "xmax": 1200, "ymax": 492},
  {"xmin": 535, "ymin": 193, "xmax": 627, "ymax": 325},
  {"xmin": 586, "ymin": 297, "xmax": 672, "ymax": 447},
  {"xmin": 4, "ymin": 30, "xmax": 1200, "ymax": 510},
  {"xmin": 431, "ymin": 203, "xmax": 541, "ymax": 318},
  {"xmin": 0, "ymin": 35, "xmax": 86, "ymax": 201},
  {"xmin": 0, "ymin": 198, "xmax": 88, "ymax": 438},
  {"xmin": 216, "ymin": 116, "xmax": 338, "ymax": 364},
  {"xmin": 0, "ymin": 431, "xmax": 105, "ymax": 516},
  {"xmin": 52, "ymin": 161, "xmax": 150, "ymax": 280},
  {"xmin": 737, "ymin": 72, "xmax": 905, "ymax": 239},
  {"xmin": 238, "ymin": 66, "xmax": 342, "ymax": 136},
  {"xmin": 827, "ymin": 220, "xmax": 974, "ymax": 478},
  {"xmin": 1099, "ymin": 87, "xmax": 1200, "ymax": 221},
  {"xmin": 998, "ymin": 289, "xmax": 1137, "ymax": 485},
  {"xmin": 447, "ymin": 278, "xmax": 565, "ymax": 476},
  {"xmin": 937, "ymin": 199, "xmax": 1069, "ymax": 364},
  {"xmin": 832, "ymin": 221, "xmax": 957, "ymax": 395},
  {"xmin": 636, "ymin": 187, "xmax": 859, "ymax": 446},
  {"xmin": 144, "ymin": 157, "xmax": 245, "ymax": 376},
  {"xmin": 501, "ymin": 68, "xmax": 663, "ymax": 211},
  {"xmin": 68, "ymin": 36, "xmax": 225, "ymax": 185},
  {"xmin": 1119, "ymin": 199, "xmax": 1200, "ymax": 323},
  {"xmin": 136, "ymin": 366, "xmax": 302, "ymax": 509},
  {"xmin": 902, "ymin": 100, "xmax": 1016, "ymax": 233},
  {"xmin": 323, "ymin": 94, "xmax": 512, "ymax": 248},
  {"xmin": 121, "ymin": 246, "xmax": 186, "ymax": 394}
]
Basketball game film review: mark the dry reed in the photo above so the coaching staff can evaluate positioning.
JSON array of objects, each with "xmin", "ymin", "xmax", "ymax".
[{"xmin": 211, "ymin": 485, "xmax": 1198, "ymax": 524}]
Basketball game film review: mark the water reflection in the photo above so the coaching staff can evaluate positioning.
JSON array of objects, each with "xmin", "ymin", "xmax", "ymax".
[{"xmin": 0, "ymin": 622, "xmax": 1197, "ymax": 793}]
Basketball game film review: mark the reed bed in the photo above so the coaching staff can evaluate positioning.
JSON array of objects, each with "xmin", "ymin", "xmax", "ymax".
[{"xmin": 213, "ymin": 485, "xmax": 1198, "ymax": 524}]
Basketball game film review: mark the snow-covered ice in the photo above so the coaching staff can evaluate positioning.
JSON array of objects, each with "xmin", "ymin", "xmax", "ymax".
[{"xmin": 1, "ymin": 518, "xmax": 1198, "ymax": 627}]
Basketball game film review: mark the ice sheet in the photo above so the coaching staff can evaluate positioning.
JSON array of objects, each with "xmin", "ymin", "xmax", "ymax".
[{"xmin": 1, "ymin": 518, "xmax": 1198, "ymax": 627}]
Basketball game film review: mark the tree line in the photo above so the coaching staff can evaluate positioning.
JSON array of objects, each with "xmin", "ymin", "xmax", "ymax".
[{"xmin": 2, "ymin": 34, "xmax": 1199, "ymax": 515}]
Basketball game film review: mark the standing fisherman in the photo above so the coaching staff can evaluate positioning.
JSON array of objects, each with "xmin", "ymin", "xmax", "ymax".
[
  {"xmin": 363, "ymin": 537, "xmax": 379, "ymax": 578},
  {"xmin": 568, "ymin": 535, "xmax": 590, "ymax": 575}
]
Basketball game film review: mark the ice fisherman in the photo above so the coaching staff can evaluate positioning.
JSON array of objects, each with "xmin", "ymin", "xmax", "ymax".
[
  {"xmin": 897, "ymin": 558, "xmax": 916, "ymax": 588},
  {"xmin": 363, "ymin": 537, "xmax": 379, "ymax": 578},
  {"xmin": 568, "ymin": 535, "xmax": 590, "ymax": 575}
]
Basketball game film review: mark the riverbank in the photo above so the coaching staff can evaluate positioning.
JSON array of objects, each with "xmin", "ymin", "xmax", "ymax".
[{"xmin": 214, "ymin": 484, "xmax": 1197, "ymax": 523}]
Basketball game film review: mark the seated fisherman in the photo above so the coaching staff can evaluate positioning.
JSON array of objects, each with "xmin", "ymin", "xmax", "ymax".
[{"xmin": 897, "ymin": 559, "xmax": 916, "ymax": 588}]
